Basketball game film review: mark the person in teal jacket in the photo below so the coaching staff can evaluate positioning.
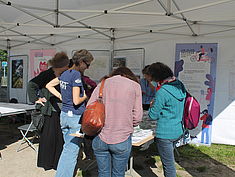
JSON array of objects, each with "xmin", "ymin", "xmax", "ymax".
[{"xmin": 148, "ymin": 62, "xmax": 186, "ymax": 177}]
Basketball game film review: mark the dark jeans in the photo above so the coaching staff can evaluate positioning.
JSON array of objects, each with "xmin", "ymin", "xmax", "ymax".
[
  {"xmin": 142, "ymin": 104, "xmax": 150, "ymax": 110},
  {"xmin": 156, "ymin": 138, "xmax": 177, "ymax": 177},
  {"xmin": 84, "ymin": 135, "xmax": 94, "ymax": 159}
]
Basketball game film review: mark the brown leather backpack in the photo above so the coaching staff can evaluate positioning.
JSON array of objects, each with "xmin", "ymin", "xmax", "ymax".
[{"xmin": 81, "ymin": 79, "xmax": 105, "ymax": 136}]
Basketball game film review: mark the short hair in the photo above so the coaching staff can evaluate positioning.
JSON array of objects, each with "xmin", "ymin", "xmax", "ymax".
[
  {"xmin": 142, "ymin": 65, "xmax": 150, "ymax": 74},
  {"xmin": 50, "ymin": 52, "xmax": 69, "ymax": 68},
  {"xmin": 148, "ymin": 62, "xmax": 173, "ymax": 82},
  {"xmin": 110, "ymin": 67, "xmax": 138, "ymax": 83},
  {"xmin": 72, "ymin": 49, "xmax": 94, "ymax": 66}
]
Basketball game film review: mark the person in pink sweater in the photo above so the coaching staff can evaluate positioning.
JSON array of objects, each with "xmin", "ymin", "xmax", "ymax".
[{"xmin": 87, "ymin": 67, "xmax": 143, "ymax": 177}]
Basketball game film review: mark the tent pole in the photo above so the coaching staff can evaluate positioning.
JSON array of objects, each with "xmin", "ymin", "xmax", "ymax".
[
  {"xmin": 55, "ymin": 0, "xmax": 59, "ymax": 27},
  {"xmin": 166, "ymin": 0, "xmax": 172, "ymax": 15},
  {"xmin": 110, "ymin": 29, "xmax": 115, "ymax": 73},
  {"xmin": 15, "ymin": 4, "xmax": 54, "ymax": 12},
  {"xmin": 61, "ymin": 25, "xmax": 110, "ymax": 30},
  {"xmin": 171, "ymin": 0, "xmax": 197, "ymax": 36},
  {"xmin": 1, "ymin": 26, "xmax": 51, "ymax": 46},
  {"xmin": 200, "ymin": 27, "xmax": 235, "ymax": 36},
  {"xmin": 173, "ymin": 0, "xmax": 234, "ymax": 15},
  {"xmin": 6, "ymin": 39, "xmax": 10, "ymax": 103},
  {"xmin": 104, "ymin": 10, "xmax": 164, "ymax": 16},
  {"xmin": 0, "ymin": 22, "xmax": 51, "ymax": 27},
  {"xmin": 59, "ymin": 13, "xmax": 104, "ymax": 27},
  {"xmin": 0, "ymin": 0, "xmax": 55, "ymax": 26},
  {"xmin": 157, "ymin": 0, "xmax": 168, "ymax": 13},
  {"xmin": 60, "ymin": 0, "xmax": 153, "ymax": 27},
  {"xmin": 0, "ymin": 12, "xmax": 53, "ymax": 34},
  {"xmin": 11, "ymin": 35, "xmax": 52, "ymax": 48},
  {"xmin": 60, "ymin": 12, "xmax": 111, "ymax": 39},
  {"xmin": 60, "ymin": 9, "xmax": 164, "ymax": 16}
]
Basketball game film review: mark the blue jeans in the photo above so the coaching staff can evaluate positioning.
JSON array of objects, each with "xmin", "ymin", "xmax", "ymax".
[
  {"xmin": 156, "ymin": 138, "xmax": 177, "ymax": 177},
  {"xmin": 92, "ymin": 135, "xmax": 132, "ymax": 177},
  {"xmin": 55, "ymin": 111, "xmax": 82, "ymax": 177},
  {"xmin": 201, "ymin": 127, "xmax": 210, "ymax": 144}
]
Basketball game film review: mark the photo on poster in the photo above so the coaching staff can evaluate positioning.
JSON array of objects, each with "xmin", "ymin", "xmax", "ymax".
[
  {"xmin": 12, "ymin": 59, "xmax": 23, "ymax": 88},
  {"xmin": 112, "ymin": 56, "xmax": 126, "ymax": 70},
  {"xmin": 30, "ymin": 49, "xmax": 56, "ymax": 78}
]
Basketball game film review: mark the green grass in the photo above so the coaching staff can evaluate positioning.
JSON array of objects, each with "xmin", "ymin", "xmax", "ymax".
[{"xmin": 177, "ymin": 144, "xmax": 235, "ymax": 166}]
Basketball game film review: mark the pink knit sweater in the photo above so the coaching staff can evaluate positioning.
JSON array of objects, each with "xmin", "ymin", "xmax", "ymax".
[{"xmin": 87, "ymin": 75, "xmax": 143, "ymax": 144}]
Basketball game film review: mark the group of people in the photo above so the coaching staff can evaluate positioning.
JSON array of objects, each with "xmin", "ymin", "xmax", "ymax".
[{"xmin": 28, "ymin": 49, "xmax": 187, "ymax": 177}]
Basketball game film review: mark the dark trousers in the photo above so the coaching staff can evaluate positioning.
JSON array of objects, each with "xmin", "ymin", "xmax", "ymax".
[{"xmin": 142, "ymin": 104, "xmax": 150, "ymax": 110}]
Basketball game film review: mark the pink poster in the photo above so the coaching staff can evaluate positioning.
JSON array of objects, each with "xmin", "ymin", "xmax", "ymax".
[{"xmin": 30, "ymin": 49, "xmax": 56, "ymax": 78}]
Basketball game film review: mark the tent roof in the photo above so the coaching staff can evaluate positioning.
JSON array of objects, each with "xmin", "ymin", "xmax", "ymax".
[{"xmin": 0, "ymin": 0, "xmax": 235, "ymax": 49}]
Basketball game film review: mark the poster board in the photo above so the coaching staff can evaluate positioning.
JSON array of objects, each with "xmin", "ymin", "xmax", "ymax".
[
  {"xmin": 72, "ymin": 50, "xmax": 110, "ymax": 82},
  {"xmin": 114, "ymin": 48, "xmax": 145, "ymax": 79},
  {"xmin": 9, "ymin": 55, "xmax": 28, "ymax": 103},
  {"xmin": 30, "ymin": 49, "xmax": 56, "ymax": 79},
  {"xmin": 175, "ymin": 43, "xmax": 218, "ymax": 145},
  {"xmin": 71, "ymin": 48, "xmax": 145, "ymax": 82}
]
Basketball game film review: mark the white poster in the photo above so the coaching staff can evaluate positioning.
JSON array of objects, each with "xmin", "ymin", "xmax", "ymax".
[
  {"xmin": 9, "ymin": 55, "xmax": 28, "ymax": 103},
  {"xmin": 175, "ymin": 43, "xmax": 218, "ymax": 145}
]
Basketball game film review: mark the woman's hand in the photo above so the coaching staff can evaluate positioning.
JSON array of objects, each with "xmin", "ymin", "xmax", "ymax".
[
  {"xmin": 35, "ymin": 97, "xmax": 47, "ymax": 106},
  {"xmin": 83, "ymin": 90, "xmax": 87, "ymax": 100}
]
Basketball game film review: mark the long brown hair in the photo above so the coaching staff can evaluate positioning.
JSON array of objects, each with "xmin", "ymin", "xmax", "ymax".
[{"xmin": 110, "ymin": 67, "xmax": 138, "ymax": 83}]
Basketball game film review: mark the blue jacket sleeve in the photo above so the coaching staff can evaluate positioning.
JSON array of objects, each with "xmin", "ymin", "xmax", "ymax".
[
  {"xmin": 140, "ymin": 79, "xmax": 146, "ymax": 93},
  {"xmin": 148, "ymin": 89, "xmax": 166, "ymax": 120}
]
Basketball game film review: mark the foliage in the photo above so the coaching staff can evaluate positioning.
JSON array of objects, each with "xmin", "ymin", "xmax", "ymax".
[{"xmin": 0, "ymin": 49, "xmax": 7, "ymax": 61}]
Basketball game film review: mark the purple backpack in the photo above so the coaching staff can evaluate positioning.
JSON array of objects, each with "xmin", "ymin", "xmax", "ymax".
[{"xmin": 183, "ymin": 92, "xmax": 200, "ymax": 130}]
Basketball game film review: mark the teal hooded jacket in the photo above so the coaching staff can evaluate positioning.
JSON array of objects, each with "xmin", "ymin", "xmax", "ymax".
[{"xmin": 149, "ymin": 79, "xmax": 186, "ymax": 139}]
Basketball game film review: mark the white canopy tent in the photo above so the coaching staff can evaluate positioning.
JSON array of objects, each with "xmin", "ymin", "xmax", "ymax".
[
  {"xmin": 0, "ymin": 0, "xmax": 235, "ymax": 146},
  {"xmin": 0, "ymin": 0, "xmax": 235, "ymax": 49}
]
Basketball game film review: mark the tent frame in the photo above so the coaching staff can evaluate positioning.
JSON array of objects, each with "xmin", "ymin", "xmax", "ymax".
[{"xmin": 0, "ymin": 0, "xmax": 235, "ymax": 49}]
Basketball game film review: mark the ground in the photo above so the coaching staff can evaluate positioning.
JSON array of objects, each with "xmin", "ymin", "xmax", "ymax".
[{"xmin": 0, "ymin": 120, "xmax": 234, "ymax": 177}]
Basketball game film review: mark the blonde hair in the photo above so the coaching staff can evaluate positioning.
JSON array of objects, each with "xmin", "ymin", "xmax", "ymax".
[{"xmin": 72, "ymin": 49, "xmax": 94, "ymax": 66}]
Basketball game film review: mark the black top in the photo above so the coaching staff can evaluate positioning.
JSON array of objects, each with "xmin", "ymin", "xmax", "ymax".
[{"xmin": 27, "ymin": 68, "xmax": 61, "ymax": 115}]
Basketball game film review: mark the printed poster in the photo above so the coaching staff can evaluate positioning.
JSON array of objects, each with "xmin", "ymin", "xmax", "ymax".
[
  {"xmin": 12, "ymin": 59, "xmax": 23, "ymax": 88},
  {"xmin": 30, "ymin": 49, "xmax": 56, "ymax": 78},
  {"xmin": 112, "ymin": 56, "xmax": 126, "ymax": 70},
  {"xmin": 175, "ymin": 43, "xmax": 218, "ymax": 145}
]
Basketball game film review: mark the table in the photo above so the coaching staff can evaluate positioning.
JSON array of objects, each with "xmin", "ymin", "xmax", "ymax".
[
  {"xmin": 0, "ymin": 102, "xmax": 35, "ymax": 159},
  {"xmin": 125, "ymin": 134, "xmax": 155, "ymax": 177},
  {"xmin": 0, "ymin": 102, "xmax": 35, "ymax": 117}
]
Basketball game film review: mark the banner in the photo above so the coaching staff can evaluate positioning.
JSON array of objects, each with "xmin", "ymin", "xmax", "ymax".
[
  {"xmin": 175, "ymin": 43, "xmax": 218, "ymax": 145},
  {"xmin": 30, "ymin": 49, "xmax": 56, "ymax": 78}
]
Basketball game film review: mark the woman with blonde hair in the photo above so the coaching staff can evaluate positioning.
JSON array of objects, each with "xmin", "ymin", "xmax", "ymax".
[{"xmin": 46, "ymin": 49, "xmax": 94, "ymax": 177}]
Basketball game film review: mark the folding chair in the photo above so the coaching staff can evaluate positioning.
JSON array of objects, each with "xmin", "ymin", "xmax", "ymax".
[{"xmin": 17, "ymin": 121, "xmax": 38, "ymax": 152}]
